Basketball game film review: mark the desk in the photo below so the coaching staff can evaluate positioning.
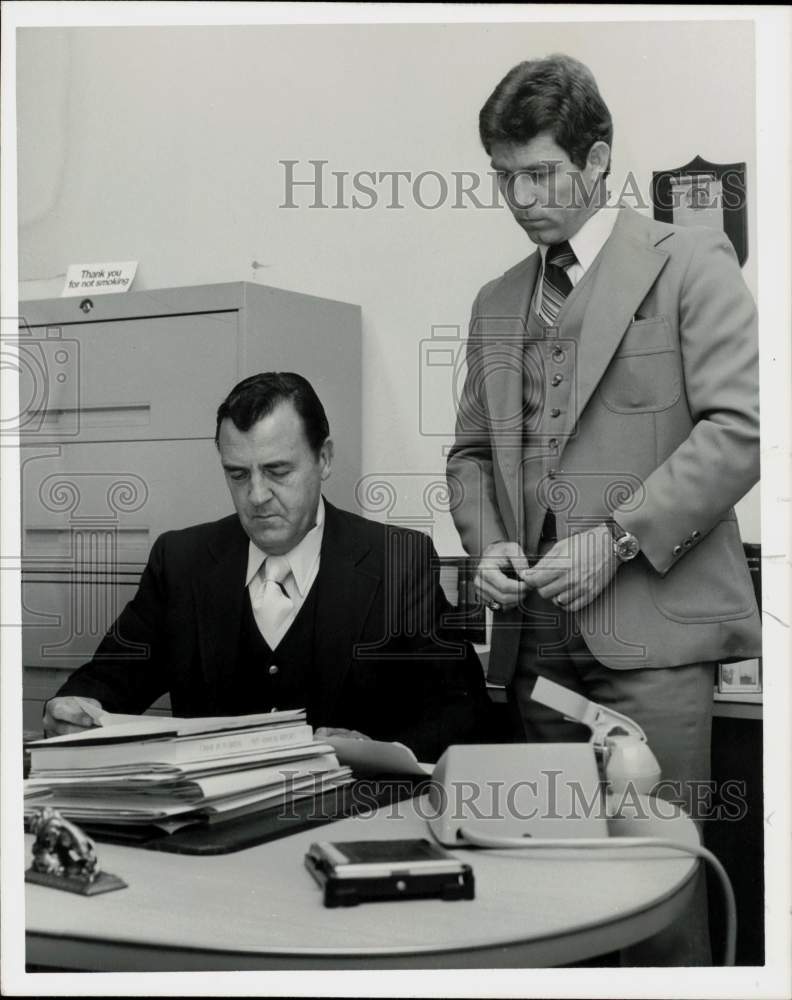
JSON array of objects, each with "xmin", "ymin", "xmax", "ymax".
[{"xmin": 26, "ymin": 794, "xmax": 698, "ymax": 971}]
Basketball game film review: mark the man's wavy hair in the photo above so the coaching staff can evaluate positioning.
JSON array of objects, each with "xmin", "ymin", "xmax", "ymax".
[
  {"xmin": 215, "ymin": 372, "xmax": 329, "ymax": 454},
  {"xmin": 479, "ymin": 54, "xmax": 613, "ymax": 174}
]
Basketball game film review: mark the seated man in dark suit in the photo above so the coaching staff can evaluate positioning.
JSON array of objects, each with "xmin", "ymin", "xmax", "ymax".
[{"xmin": 43, "ymin": 372, "xmax": 492, "ymax": 761}]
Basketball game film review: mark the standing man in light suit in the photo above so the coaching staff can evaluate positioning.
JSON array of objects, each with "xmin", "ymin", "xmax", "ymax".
[{"xmin": 446, "ymin": 54, "xmax": 760, "ymax": 965}]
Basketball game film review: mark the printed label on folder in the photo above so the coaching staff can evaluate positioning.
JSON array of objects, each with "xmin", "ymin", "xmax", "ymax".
[{"xmin": 62, "ymin": 261, "xmax": 138, "ymax": 297}]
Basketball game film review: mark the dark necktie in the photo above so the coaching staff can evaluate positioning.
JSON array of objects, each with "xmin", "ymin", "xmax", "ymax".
[{"xmin": 537, "ymin": 241, "xmax": 577, "ymax": 324}]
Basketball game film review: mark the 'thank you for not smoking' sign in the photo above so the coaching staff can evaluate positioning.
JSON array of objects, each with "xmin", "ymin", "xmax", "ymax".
[{"xmin": 62, "ymin": 261, "xmax": 138, "ymax": 297}]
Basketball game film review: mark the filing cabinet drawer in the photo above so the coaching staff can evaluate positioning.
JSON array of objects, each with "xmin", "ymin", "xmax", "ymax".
[
  {"xmin": 21, "ymin": 438, "xmax": 232, "ymax": 566},
  {"xmin": 22, "ymin": 577, "xmax": 141, "ymax": 667},
  {"xmin": 18, "ymin": 311, "xmax": 240, "ymax": 443}
]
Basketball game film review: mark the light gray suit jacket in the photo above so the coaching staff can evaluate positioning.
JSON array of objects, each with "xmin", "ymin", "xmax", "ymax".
[{"xmin": 447, "ymin": 206, "xmax": 761, "ymax": 679}]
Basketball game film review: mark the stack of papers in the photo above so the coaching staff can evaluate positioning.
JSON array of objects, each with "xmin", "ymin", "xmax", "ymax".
[{"xmin": 25, "ymin": 708, "xmax": 353, "ymax": 834}]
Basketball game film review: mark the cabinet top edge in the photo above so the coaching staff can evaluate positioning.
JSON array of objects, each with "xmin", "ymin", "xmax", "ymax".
[{"xmin": 18, "ymin": 281, "xmax": 361, "ymax": 325}]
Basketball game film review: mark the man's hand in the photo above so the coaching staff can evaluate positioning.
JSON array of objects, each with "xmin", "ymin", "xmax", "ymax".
[
  {"xmin": 314, "ymin": 726, "xmax": 372, "ymax": 742},
  {"xmin": 521, "ymin": 523, "xmax": 619, "ymax": 612},
  {"xmin": 43, "ymin": 696, "xmax": 103, "ymax": 737},
  {"xmin": 474, "ymin": 541, "xmax": 530, "ymax": 611}
]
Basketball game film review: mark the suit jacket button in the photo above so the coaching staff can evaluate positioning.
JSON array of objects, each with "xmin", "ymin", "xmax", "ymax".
[
  {"xmin": 552, "ymin": 348, "xmax": 565, "ymax": 362},
  {"xmin": 552, "ymin": 374, "xmax": 564, "ymax": 386},
  {"xmin": 268, "ymin": 664, "xmax": 280, "ymax": 676},
  {"xmin": 550, "ymin": 408, "xmax": 561, "ymax": 418},
  {"xmin": 549, "ymin": 438, "xmax": 559, "ymax": 449},
  {"xmin": 548, "ymin": 468, "xmax": 558, "ymax": 478},
  {"xmin": 673, "ymin": 545, "xmax": 683, "ymax": 556}
]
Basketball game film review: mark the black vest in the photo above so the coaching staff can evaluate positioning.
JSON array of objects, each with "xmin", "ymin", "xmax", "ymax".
[{"xmin": 219, "ymin": 580, "xmax": 320, "ymax": 718}]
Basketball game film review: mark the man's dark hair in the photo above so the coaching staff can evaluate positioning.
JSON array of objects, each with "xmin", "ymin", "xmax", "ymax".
[
  {"xmin": 215, "ymin": 372, "xmax": 330, "ymax": 453},
  {"xmin": 479, "ymin": 54, "xmax": 613, "ymax": 171}
]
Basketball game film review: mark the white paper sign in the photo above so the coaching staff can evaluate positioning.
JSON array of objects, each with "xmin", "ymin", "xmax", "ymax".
[{"xmin": 62, "ymin": 260, "xmax": 138, "ymax": 297}]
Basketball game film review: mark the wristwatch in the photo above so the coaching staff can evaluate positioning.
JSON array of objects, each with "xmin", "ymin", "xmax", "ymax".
[{"xmin": 606, "ymin": 519, "xmax": 640, "ymax": 562}]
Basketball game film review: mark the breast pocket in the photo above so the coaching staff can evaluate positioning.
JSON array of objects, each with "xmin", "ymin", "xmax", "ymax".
[{"xmin": 598, "ymin": 316, "xmax": 682, "ymax": 413}]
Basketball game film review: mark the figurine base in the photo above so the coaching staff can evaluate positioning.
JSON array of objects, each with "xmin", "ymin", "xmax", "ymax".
[{"xmin": 25, "ymin": 868, "xmax": 127, "ymax": 895}]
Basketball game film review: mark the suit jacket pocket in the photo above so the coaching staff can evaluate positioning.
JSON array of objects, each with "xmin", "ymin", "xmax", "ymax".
[
  {"xmin": 598, "ymin": 317, "xmax": 682, "ymax": 413},
  {"xmin": 649, "ymin": 520, "xmax": 756, "ymax": 623}
]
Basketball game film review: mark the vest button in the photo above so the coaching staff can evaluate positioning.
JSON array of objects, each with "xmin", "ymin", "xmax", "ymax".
[
  {"xmin": 552, "ymin": 348, "xmax": 565, "ymax": 362},
  {"xmin": 552, "ymin": 374, "xmax": 564, "ymax": 386},
  {"xmin": 549, "ymin": 438, "xmax": 559, "ymax": 449},
  {"xmin": 548, "ymin": 468, "xmax": 558, "ymax": 479},
  {"xmin": 268, "ymin": 664, "xmax": 280, "ymax": 676},
  {"xmin": 550, "ymin": 408, "xmax": 561, "ymax": 418}
]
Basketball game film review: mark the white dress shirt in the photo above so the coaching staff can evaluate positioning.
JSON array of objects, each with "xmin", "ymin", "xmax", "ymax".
[
  {"xmin": 534, "ymin": 206, "xmax": 619, "ymax": 314},
  {"xmin": 245, "ymin": 497, "xmax": 325, "ymax": 649}
]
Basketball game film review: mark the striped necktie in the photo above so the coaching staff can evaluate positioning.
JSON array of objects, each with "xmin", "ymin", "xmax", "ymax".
[{"xmin": 537, "ymin": 241, "xmax": 577, "ymax": 324}]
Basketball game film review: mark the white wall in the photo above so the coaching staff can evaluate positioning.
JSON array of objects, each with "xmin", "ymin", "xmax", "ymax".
[{"xmin": 16, "ymin": 19, "xmax": 759, "ymax": 550}]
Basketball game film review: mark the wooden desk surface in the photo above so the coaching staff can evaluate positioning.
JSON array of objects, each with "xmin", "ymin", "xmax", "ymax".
[{"xmin": 26, "ymin": 795, "xmax": 698, "ymax": 971}]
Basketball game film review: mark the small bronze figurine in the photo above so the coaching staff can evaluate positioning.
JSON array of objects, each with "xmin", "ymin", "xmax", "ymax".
[{"xmin": 26, "ymin": 807, "xmax": 127, "ymax": 895}]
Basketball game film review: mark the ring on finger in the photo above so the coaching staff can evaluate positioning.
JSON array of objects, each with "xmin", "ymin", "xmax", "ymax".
[{"xmin": 487, "ymin": 600, "xmax": 502, "ymax": 612}]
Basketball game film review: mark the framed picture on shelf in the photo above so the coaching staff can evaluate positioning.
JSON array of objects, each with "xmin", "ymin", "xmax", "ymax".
[{"xmin": 717, "ymin": 658, "xmax": 762, "ymax": 695}]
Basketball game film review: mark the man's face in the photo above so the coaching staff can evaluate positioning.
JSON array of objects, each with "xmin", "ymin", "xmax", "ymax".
[
  {"xmin": 491, "ymin": 132, "xmax": 608, "ymax": 246},
  {"xmin": 217, "ymin": 402, "xmax": 332, "ymax": 555}
]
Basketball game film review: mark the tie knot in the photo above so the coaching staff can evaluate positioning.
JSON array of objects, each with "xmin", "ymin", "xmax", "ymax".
[
  {"xmin": 261, "ymin": 555, "xmax": 290, "ymax": 585},
  {"xmin": 546, "ymin": 241, "xmax": 576, "ymax": 270}
]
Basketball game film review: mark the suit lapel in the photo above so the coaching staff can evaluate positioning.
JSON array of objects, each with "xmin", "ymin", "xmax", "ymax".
[
  {"xmin": 480, "ymin": 252, "xmax": 540, "ymax": 434},
  {"xmin": 311, "ymin": 501, "xmax": 378, "ymax": 723},
  {"xmin": 479, "ymin": 252, "xmax": 541, "ymax": 537},
  {"xmin": 194, "ymin": 519, "xmax": 249, "ymax": 707},
  {"xmin": 563, "ymin": 208, "xmax": 670, "ymax": 439}
]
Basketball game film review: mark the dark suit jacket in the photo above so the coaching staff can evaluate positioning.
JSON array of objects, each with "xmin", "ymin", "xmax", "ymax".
[{"xmin": 56, "ymin": 501, "xmax": 493, "ymax": 761}]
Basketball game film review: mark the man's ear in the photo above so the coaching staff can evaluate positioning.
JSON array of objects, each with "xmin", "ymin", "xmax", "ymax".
[
  {"xmin": 587, "ymin": 141, "xmax": 610, "ymax": 179},
  {"xmin": 319, "ymin": 438, "xmax": 333, "ymax": 480}
]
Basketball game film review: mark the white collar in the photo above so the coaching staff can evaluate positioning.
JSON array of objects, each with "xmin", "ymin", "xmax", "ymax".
[
  {"xmin": 539, "ymin": 205, "xmax": 618, "ymax": 272},
  {"xmin": 244, "ymin": 496, "xmax": 325, "ymax": 597}
]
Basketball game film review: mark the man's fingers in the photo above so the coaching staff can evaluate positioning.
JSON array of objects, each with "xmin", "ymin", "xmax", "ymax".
[
  {"xmin": 55, "ymin": 705, "xmax": 99, "ymax": 727},
  {"xmin": 71, "ymin": 696, "xmax": 104, "ymax": 724},
  {"xmin": 536, "ymin": 577, "xmax": 572, "ymax": 600},
  {"xmin": 475, "ymin": 568, "xmax": 528, "ymax": 599},
  {"xmin": 53, "ymin": 721, "xmax": 91, "ymax": 735},
  {"xmin": 525, "ymin": 566, "xmax": 566, "ymax": 590},
  {"xmin": 315, "ymin": 726, "xmax": 371, "ymax": 741},
  {"xmin": 506, "ymin": 552, "xmax": 531, "ymax": 578},
  {"xmin": 44, "ymin": 696, "xmax": 102, "ymax": 736}
]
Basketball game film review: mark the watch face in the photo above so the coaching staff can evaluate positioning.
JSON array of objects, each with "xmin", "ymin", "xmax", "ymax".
[{"xmin": 616, "ymin": 535, "xmax": 640, "ymax": 561}]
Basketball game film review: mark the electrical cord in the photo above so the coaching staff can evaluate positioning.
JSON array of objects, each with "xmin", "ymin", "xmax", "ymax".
[{"xmin": 457, "ymin": 825, "xmax": 736, "ymax": 966}]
